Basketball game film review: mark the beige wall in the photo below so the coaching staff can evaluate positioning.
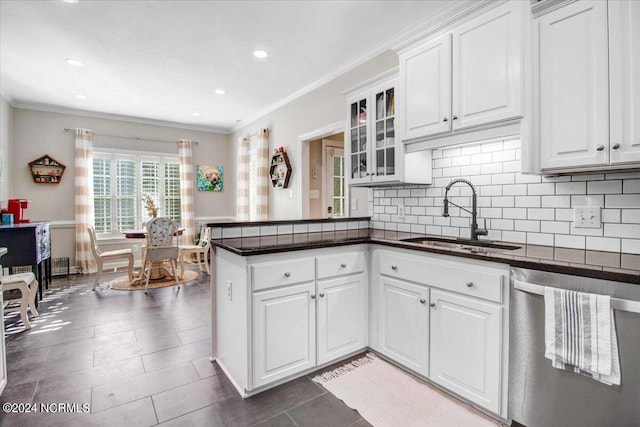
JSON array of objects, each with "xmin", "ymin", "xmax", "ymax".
[
  {"xmin": 9, "ymin": 108, "xmax": 233, "ymax": 264},
  {"xmin": 231, "ymin": 50, "xmax": 398, "ymax": 220},
  {"xmin": 0, "ymin": 97, "xmax": 12, "ymax": 203}
]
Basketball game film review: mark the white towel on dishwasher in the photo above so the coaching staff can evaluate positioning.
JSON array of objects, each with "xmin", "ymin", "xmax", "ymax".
[{"xmin": 544, "ymin": 287, "xmax": 620, "ymax": 386}]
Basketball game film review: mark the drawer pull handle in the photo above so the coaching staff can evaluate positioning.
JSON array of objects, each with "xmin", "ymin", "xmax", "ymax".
[
  {"xmin": 442, "ymin": 117, "xmax": 448, "ymax": 122},
  {"xmin": 596, "ymin": 144, "xmax": 605, "ymax": 151},
  {"xmin": 391, "ymin": 265, "xmax": 398, "ymax": 271},
  {"xmin": 310, "ymin": 294, "xmax": 316, "ymax": 299},
  {"xmin": 284, "ymin": 272, "xmax": 291, "ymax": 278},
  {"xmin": 466, "ymin": 281, "xmax": 474, "ymax": 288},
  {"xmin": 419, "ymin": 298, "xmax": 426, "ymax": 304},
  {"xmin": 612, "ymin": 143, "xmax": 621, "ymax": 150},
  {"xmin": 430, "ymin": 303, "xmax": 436, "ymax": 308},
  {"xmin": 319, "ymin": 293, "xmax": 325, "ymax": 298},
  {"xmin": 340, "ymin": 263, "xmax": 347, "ymax": 268}
]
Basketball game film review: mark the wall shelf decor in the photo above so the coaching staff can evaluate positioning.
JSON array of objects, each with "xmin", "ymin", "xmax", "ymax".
[
  {"xmin": 29, "ymin": 154, "xmax": 66, "ymax": 184},
  {"xmin": 269, "ymin": 150, "xmax": 291, "ymax": 189}
]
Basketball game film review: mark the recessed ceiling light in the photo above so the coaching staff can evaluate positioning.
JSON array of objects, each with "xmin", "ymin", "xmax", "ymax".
[
  {"xmin": 253, "ymin": 50, "xmax": 268, "ymax": 59},
  {"xmin": 61, "ymin": 0, "xmax": 80, "ymax": 3},
  {"xmin": 65, "ymin": 58, "xmax": 84, "ymax": 66},
  {"xmin": 191, "ymin": 112, "xmax": 201, "ymax": 117},
  {"xmin": 214, "ymin": 89, "xmax": 226, "ymax": 95},
  {"xmin": 74, "ymin": 94, "xmax": 87, "ymax": 99}
]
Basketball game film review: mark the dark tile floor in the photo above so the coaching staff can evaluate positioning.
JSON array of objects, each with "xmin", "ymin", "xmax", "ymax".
[{"xmin": 0, "ymin": 271, "xmax": 369, "ymax": 427}]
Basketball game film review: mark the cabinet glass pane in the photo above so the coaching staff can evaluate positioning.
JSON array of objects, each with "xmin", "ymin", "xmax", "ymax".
[
  {"xmin": 359, "ymin": 126, "xmax": 367, "ymax": 151},
  {"xmin": 376, "ymin": 92, "xmax": 384, "ymax": 120},
  {"xmin": 386, "ymin": 148, "xmax": 395, "ymax": 175},
  {"xmin": 376, "ymin": 121, "xmax": 384, "ymax": 148},
  {"xmin": 351, "ymin": 129, "xmax": 358, "ymax": 153},
  {"xmin": 386, "ymin": 88, "xmax": 395, "ymax": 117},
  {"xmin": 358, "ymin": 153, "xmax": 367, "ymax": 178},
  {"xmin": 358, "ymin": 99, "xmax": 367, "ymax": 124},
  {"xmin": 350, "ymin": 102, "xmax": 358, "ymax": 128},
  {"xmin": 376, "ymin": 149, "xmax": 385, "ymax": 175},
  {"xmin": 386, "ymin": 118, "xmax": 395, "ymax": 146},
  {"xmin": 351, "ymin": 154, "xmax": 359, "ymax": 179}
]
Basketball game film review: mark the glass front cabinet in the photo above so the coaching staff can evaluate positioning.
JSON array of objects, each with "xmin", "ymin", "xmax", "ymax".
[{"xmin": 345, "ymin": 69, "xmax": 431, "ymax": 186}]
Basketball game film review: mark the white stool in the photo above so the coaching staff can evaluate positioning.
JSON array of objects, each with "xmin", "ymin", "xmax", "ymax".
[{"xmin": 2, "ymin": 272, "xmax": 39, "ymax": 329}]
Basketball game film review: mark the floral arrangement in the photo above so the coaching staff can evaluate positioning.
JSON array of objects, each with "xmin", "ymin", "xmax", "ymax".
[{"xmin": 142, "ymin": 194, "xmax": 158, "ymax": 219}]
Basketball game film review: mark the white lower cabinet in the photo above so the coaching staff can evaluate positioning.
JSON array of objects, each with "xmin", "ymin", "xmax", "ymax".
[
  {"xmin": 429, "ymin": 289, "xmax": 502, "ymax": 413},
  {"xmin": 252, "ymin": 282, "xmax": 317, "ymax": 388},
  {"xmin": 379, "ymin": 277, "xmax": 429, "ymax": 377},
  {"xmin": 317, "ymin": 274, "xmax": 366, "ymax": 365}
]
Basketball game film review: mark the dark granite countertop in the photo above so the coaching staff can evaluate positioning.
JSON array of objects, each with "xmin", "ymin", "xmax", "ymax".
[
  {"xmin": 212, "ymin": 229, "xmax": 640, "ymax": 284},
  {"xmin": 206, "ymin": 217, "xmax": 371, "ymax": 228}
]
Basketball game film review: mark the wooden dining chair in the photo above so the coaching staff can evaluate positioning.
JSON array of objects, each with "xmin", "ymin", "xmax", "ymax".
[
  {"xmin": 88, "ymin": 226, "xmax": 134, "ymax": 290},
  {"xmin": 178, "ymin": 226, "xmax": 211, "ymax": 278},
  {"xmin": 142, "ymin": 217, "xmax": 180, "ymax": 294}
]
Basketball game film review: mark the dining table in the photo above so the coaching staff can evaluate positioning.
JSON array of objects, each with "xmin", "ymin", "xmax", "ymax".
[{"xmin": 122, "ymin": 227, "xmax": 185, "ymax": 285}]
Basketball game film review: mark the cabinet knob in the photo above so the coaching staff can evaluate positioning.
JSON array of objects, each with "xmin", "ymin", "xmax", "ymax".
[
  {"xmin": 310, "ymin": 294, "xmax": 316, "ymax": 299},
  {"xmin": 443, "ymin": 117, "xmax": 448, "ymax": 122},
  {"xmin": 612, "ymin": 143, "xmax": 621, "ymax": 150},
  {"xmin": 430, "ymin": 303, "xmax": 436, "ymax": 308},
  {"xmin": 391, "ymin": 265, "xmax": 398, "ymax": 271},
  {"xmin": 596, "ymin": 144, "xmax": 605, "ymax": 151},
  {"xmin": 284, "ymin": 272, "xmax": 291, "ymax": 278},
  {"xmin": 466, "ymin": 281, "xmax": 474, "ymax": 288},
  {"xmin": 340, "ymin": 263, "xmax": 347, "ymax": 268},
  {"xmin": 452, "ymin": 115, "xmax": 458, "ymax": 120},
  {"xmin": 319, "ymin": 293, "xmax": 325, "ymax": 298},
  {"xmin": 419, "ymin": 298, "xmax": 426, "ymax": 304}
]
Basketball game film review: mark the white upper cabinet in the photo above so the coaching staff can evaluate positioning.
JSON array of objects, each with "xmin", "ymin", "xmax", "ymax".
[
  {"xmin": 345, "ymin": 70, "xmax": 432, "ymax": 187},
  {"xmin": 609, "ymin": 0, "xmax": 640, "ymax": 165},
  {"xmin": 397, "ymin": 1, "xmax": 523, "ymax": 144},
  {"xmin": 537, "ymin": 1, "xmax": 609, "ymax": 170},
  {"xmin": 536, "ymin": 0, "xmax": 640, "ymax": 172}
]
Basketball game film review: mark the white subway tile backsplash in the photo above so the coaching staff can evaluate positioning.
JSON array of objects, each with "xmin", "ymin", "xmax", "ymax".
[
  {"xmin": 242, "ymin": 226, "xmax": 261, "ymax": 237},
  {"xmin": 587, "ymin": 180, "xmax": 622, "ymax": 194},
  {"xmin": 368, "ymin": 138, "xmax": 639, "ymax": 254},
  {"xmin": 397, "ymin": 223, "xmax": 411, "ymax": 232},
  {"xmin": 335, "ymin": 222, "xmax": 347, "ymax": 231},
  {"xmin": 586, "ymin": 236, "xmax": 621, "ymax": 252}
]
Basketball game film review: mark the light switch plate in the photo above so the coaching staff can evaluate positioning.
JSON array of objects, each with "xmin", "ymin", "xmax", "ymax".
[
  {"xmin": 309, "ymin": 190, "xmax": 320, "ymax": 199},
  {"xmin": 351, "ymin": 198, "xmax": 358, "ymax": 211},
  {"xmin": 398, "ymin": 205, "xmax": 405, "ymax": 219},
  {"xmin": 574, "ymin": 206, "xmax": 601, "ymax": 228}
]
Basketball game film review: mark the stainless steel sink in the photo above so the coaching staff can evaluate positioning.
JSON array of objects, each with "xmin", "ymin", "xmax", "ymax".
[{"xmin": 400, "ymin": 237, "xmax": 521, "ymax": 253}]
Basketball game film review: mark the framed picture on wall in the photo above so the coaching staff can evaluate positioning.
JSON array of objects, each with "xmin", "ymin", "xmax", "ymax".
[{"xmin": 196, "ymin": 165, "xmax": 224, "ymax": 191}]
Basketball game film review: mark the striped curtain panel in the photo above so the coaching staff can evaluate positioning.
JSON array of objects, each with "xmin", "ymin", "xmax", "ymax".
[
  {"xmin": 74, "ymin": 128, "xmax": 97, "ymax": 274},
  {"xmin": 255, "ymin": 128, "xmax": 270, "ymax": 220},
  {"xmin": 236, "ymin": 137, "xmax": 250, "ymax": 220},
  {"xmin": 178, "ymin": 139, "xmax": 196, "ymax": 245}
]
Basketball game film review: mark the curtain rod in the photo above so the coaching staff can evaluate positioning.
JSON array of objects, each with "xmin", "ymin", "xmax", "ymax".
[{"xmin": 63, "ymin": 128, "xmax": 199, "ymax": 144}]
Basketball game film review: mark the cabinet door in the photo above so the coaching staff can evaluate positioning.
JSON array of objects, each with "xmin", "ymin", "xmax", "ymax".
[
  {"xmin": 379, "ymin": 277, "xmax": 429, "ymax": 376},
  {"xmin": 430, "ymin": 289, "xmax": 502, "ymax": 414},
  {"xmin": 609, "ymin": 0, "xmax": 640, "ymax": 165},
  {"xmin": 347, "ymin": 93, "xmax": 371, "ymax": 185},
  {"xmin": 371, "ymin": 80, "xmax": 400, "ymax": 183},
  {"xmin": 452, "ymin": 1, "xmax": 522, "ymax": 131},
  {"xmin": 398, "ymin": 35, "xmax": 452, "ymax": 141},
  {"xmin": 317, "ymin": 274, "xmax": 366, "ymax": 365},
  {"xmin": 538, "ymin": 1, "xmax": 609, "ymax": 170},
  {"xmin": 252, "ymin": 282, "xmax": 316, "ymax": 388}
]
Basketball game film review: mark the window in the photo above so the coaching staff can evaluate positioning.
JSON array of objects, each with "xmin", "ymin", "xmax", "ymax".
[
  {"xmin": 323, "ymin": 142, "xmax": 345, "ymax": 218},
  {"xmin": 93, "ymin": 150, "xmax": 181, "ymax": 236},
  {"xmin": 248, "ymin": 134, "xmax": 258, "ymax": 220}
]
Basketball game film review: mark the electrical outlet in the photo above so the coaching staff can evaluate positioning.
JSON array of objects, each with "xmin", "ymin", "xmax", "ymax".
[
  {"xmin": 226, "ymin": 280, "xmax": 233, "ymax": 301},
  {"xmin": 132, "ymin": 244, "xmax": 140, "ymax": 254},
  {"xmin": 574, "ymin": 206, "xmax": 601, "ymax": 228},
  {"xmin": 351, "ymin": 198, "xmax": 358, "ymax": 211},
  {"xmin": 398, "ymin": 205, "xmax": 405, "ymax": 219}
]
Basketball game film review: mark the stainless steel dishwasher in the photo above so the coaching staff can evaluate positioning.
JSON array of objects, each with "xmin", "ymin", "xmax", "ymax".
[{"xmin": 508, "ymin": 267, "xmax": 640, "ymax": 427}]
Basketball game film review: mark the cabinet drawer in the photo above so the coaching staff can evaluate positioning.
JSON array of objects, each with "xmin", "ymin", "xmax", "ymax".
[
  {"xmin": 316, "ymin": 252, "xmax": 365, "ymax": 280},
  {"xmin": 252, "ymin": 258, "xmax": 315, "ymax": 291},
  {"xmin": 379, "ymin": 252, "xmax": 503, "ymax": 303}
]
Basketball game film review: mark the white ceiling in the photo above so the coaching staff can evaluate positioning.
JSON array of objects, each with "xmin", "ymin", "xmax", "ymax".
[{"xmin": 1, "ymin": 0, "xmax": 460, "ymax": 133}]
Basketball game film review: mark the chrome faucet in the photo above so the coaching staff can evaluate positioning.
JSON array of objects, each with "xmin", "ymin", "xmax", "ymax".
[{"xmin": 442, "ymin": 178, "xmax": 488, "ymax": 240}]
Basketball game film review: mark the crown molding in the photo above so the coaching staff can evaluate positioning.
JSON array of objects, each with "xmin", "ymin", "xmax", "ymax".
[
  {"xmin": 230, "ymin": 0, "xmax": 481, "ymax": 134},
  {"xmin": 10, "ymin": 100, "xmax": 232, "ymax": 135},
  {"xmin": 342, "ymin": 67, "xmax": 399, "ymax": 96},
  {"xmin": 0, "ymin": 85, "xmax": 13, "ymax": 103}
]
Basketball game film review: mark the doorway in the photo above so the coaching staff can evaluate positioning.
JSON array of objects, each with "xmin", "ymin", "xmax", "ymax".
[{"xmin": 308, "ymin": 135, "xmax": 345, "ymax": 218}]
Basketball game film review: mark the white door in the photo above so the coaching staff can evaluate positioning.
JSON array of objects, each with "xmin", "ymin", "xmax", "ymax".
[
  {"xmin": 252, "ymin": 282, "xmax": 316, "ymax": 388},
  {"xmin": 538, "ymin": 1, "xmax": 609, "ymax": 170},
  {"xmin": 609, "ymin": 0, "xmax": 640, "ymax": 165},
  {"xmin": 452, "ymin": 1, "xmax": 522, "ymax": 131},
  {"xmin": 317, "ymin": 274, "xmax": 366, "ymax": 365},
  {"xmin": 380, "ymin": 277, "xmax": 429, "ymax": 376},
  {"xmin": 324, "ymin": 144, "xmax": 345, "ymax": 218},
  {"xmin": 398, "ymin": 34, "xmax": 452, "ymax": 141},
  {"xmin": 429, "ymin": 289, "xmax": 502, "ymax": 414}
]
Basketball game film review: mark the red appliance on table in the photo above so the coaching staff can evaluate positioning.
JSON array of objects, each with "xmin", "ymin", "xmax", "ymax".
[{"xmin": 3, "ymin": 199, "xmax": 31, "ymax": 223}]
